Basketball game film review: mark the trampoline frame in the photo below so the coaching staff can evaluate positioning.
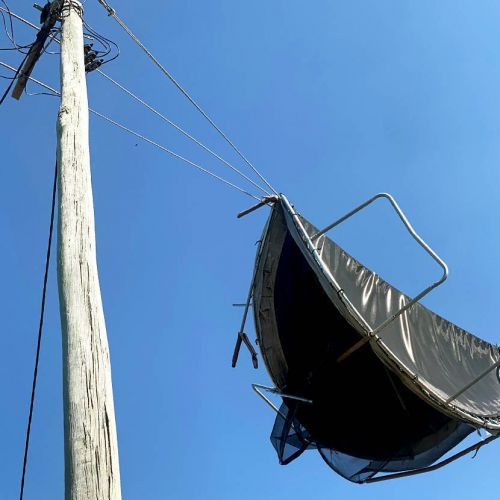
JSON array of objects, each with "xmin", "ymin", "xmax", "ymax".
[{"xmin": 235, "ymin": 192, "xmax": 500, "ymax": 481}]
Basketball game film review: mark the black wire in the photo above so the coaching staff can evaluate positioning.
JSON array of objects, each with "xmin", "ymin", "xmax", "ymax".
[
  {"xmin": 0, "ymin": 0, "xmax": 16, "ymax": 46},
  {"xmin": 19, "ymin": 161, "xmax": 57, "ymax": 500},
  {"xmin": 0, "ymin": 0, "xmax": 34, "ymax": 53},
  {"xmin": 0, "ymin": 4, "xmax": 64, "ymax": 104},
  {"xmin": 0, "ymin": 50, "xmax": 28, "ymax": 104},
  {"xmin": 41, "ymin": 34, "xmax": 61, "ymax": 55},
  {"xmin": 0, "ymin": 1, "xmax": 37, "ymax": 102},
  {"xmin": 0, "ymin": 1, "xmax": 62, "ymax": 55},
  {"xmin": 24, "ymin": 87, "xmax": 59, "ymax": 97},
  {"xmin": 0, "ymin": 46, "xmax": 31, "ymax": 51},
  {"xmin": 82, "ymin": 18, "xmax": 120, "ymax": 65}
]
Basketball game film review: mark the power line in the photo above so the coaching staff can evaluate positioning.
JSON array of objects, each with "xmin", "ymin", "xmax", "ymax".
[
  {"xmin": 0, "ymin": 6, "xmax": 47, "ymax": 32},
  {"xmin": 95, "ymin": 0, "xmax": 279, "ymax": 196},
  {"xmin": 0, "ymin": 61, "xmax": 58, "ymax": 94},
  {"xmin": 19, "ymin": 161, "xmax": 58, "ymax": 500},
  {"xmin": 0, "ymin": 0, "xmax": 31, "ymax": 52},
  {"xmin": 89, "ymin": 108, "xmax": 262, "ymax": 201},
  {"xmin": 0, "ymin": 7, "xmax": 272, "ymax": 197},
  {"xmin": 0, "ymin": 60, "xmax": 262, "ymax": 201},
  {"xmin": 0, "ymin": 2, "xmax": 63, "ymax": 103},
  {"xmin": 96, "ymin": 69, "xmax": 271, "ymax": 197},
  {"xmin": 0, "ymin": 51, "xmax": 27, "ymax": 103},
  {"xmin": 82, "ymin": 16, "xmax": 120, "ymax": 66}
]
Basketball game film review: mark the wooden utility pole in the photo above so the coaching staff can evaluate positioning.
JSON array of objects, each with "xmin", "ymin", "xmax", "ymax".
[{"xmin": 57, "ymin": 1, "xmax": 121, "ymax": 498}]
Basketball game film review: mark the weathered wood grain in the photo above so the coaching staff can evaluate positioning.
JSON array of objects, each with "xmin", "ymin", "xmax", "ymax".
[{"xmin": 56, "ymin": 2, "xmax": 122, "ymax": 498}]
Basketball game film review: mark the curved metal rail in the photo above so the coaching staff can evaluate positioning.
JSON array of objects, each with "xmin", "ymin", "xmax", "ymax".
[{"xmin": 291, "ymin": 193, "xmax": 449, "ymax": 362}]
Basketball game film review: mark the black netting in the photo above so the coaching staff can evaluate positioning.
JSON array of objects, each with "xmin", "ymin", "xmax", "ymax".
[
  {"xmin": 270, "ymin": 401, "xmax": 474, "ymax": 483},
  {"xmin": 270, "ymin": 402, "xmax": 313, "ymax": 465}
]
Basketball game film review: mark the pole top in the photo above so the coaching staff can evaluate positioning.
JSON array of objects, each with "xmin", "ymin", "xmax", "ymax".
[{"xmin": 62, "ymin": 0, "xmax": 84, "ymax": 16}]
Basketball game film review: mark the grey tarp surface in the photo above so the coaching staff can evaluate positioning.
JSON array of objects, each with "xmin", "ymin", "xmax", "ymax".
[{"xmin": 254, "ymin": 198, "xmax": 500, "ymax": 431}]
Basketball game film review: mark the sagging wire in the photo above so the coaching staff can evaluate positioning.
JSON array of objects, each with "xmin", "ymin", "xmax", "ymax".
[
  {"xmin": 0, "ymin": 2, "xmax": 59, "ymax": 53},
  {"xmin": 0, "ymin": 0, "xmax": 119, "ymax": 103},
  {"xmin": 0, "ymin": 0, "xmax": 32, "ymax": 52},
  {"xmin": 0, "ymin": 5, "xmax": 60, "ymax": 56},
  {"xmin": 0, "ymin": 2, "xmax": 119, "ymax": 65},
  {"xmin": 0, "ymin": 2, "xmax": 63, "ymax": 104},
  {"xmin": 82, "ymin": 17, "xmax": 119, "ymax": 68}
]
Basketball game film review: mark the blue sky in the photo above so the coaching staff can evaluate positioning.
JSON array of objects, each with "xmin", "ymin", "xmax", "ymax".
[{"xmin": 1, "ymin": 0, "xmax": 500, "ymax": 498}]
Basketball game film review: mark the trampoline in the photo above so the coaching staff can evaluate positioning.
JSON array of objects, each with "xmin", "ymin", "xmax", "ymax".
[{"xmin": 233, "ymin": 193, "xmax": 500, "ymax": 482}]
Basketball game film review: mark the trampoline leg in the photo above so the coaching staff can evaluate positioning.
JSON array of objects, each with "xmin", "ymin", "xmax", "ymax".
[
  {"xmin": 232, "ymin": 332, "xmax": 258, "ymax": 368},
  {"xmin": 251, "ymin": 383, "xmax": 313, "ymax": 421},
  {"xmin": 231, "ymin": 263, "xmax": 259, "ymax": 368}
]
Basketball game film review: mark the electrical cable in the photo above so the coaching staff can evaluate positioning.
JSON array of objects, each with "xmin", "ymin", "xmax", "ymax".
[
  {"xmin": 95, "ymin": 0, "xmax": 279, "ymax": 196},
  {"xmin": 19, "ymin": 161, "xmax": 58, "ymax": 500},
  {"xmin": 0, "ymin": 60, "xmax": 58, "ymax": 94},
  {"xmin": 0, "ymin": 0, "xmax": 27, "ymax": 51},
  {"xmin": 0, "ymin": 4, "xmax": 268, "ymax": 495},
  {"xmin": 0, "ymin": 3, "xmax": 60, "ymax": 53},
  {"xmin": 0, "ymin": 5, "xmax": 61, "ymax": 55},
  {"xmin": 96, "ymin": 69, "xmax": 271, "ymax": 197},
  {"xmin": 0, "ymin": 6, "xmax": 44, "ymax": 32},
  {"xmin": 82, "ymin": 18, "xmax": 119, "ymax": 65},
  {"xmin": 89, "ymin": 108, "xmax": 261, "ymax": 200},
  {"xmin": 0, "ymin": 8, "xmax": 268, "ymax": 197},
  {"xmin": 0, "ymin": 60, "xmax": 262, "ymax": 201},
  {"xmin": 0, "ymin": 51, "xmax": 27, "ymax": 103},
  {"xmin": 0, "ymin": 2, "xmax": 64, "ymax": 104}
]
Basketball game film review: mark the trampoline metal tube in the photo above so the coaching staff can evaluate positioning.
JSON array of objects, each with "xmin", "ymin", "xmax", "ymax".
[{"xmin": 287, "ymin": 192, "xmax": 448, "ymax": 362}]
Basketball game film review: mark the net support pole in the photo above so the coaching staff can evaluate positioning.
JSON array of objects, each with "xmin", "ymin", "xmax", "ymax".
[{"xmin": 57, "ymin": 1, "xmax": 122, "ymax": 497}]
